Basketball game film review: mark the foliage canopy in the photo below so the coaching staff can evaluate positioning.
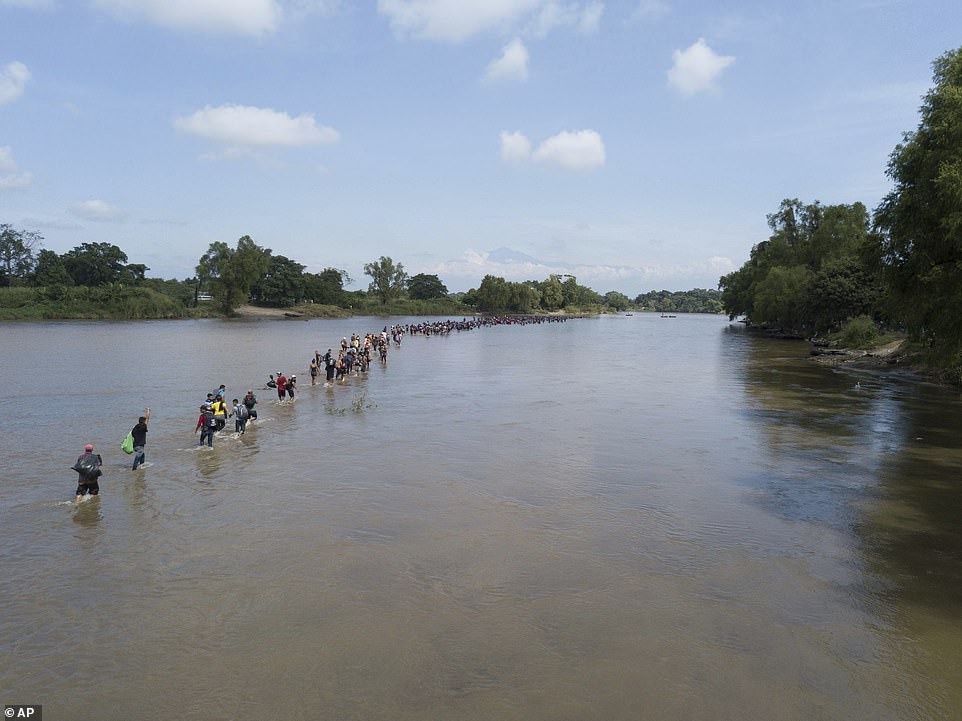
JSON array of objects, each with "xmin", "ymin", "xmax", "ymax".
[{"xmin": 873, "ymin": 47, "xmax": 962, "ymax": 359}]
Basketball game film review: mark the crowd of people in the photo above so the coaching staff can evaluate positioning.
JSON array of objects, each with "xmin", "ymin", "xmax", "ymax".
[{"xmin": 71, "ymin": 314, "xmax": 570, "ymax": 501}]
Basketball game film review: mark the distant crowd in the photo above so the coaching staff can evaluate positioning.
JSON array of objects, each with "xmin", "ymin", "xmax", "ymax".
[{"xmin": 71, "ymin": 314, "xmax": 569, "ymax": 502}]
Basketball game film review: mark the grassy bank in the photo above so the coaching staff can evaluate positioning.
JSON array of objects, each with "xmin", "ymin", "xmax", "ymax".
[
  {"xmin": 0, "ymin": 286, "xmax": 208, "ymax": 320},
  {"xmin": 0, "ymin": 286, "xmax": 603, "ymax": 322},
  {"xmin": 344, "ymin": 297, "xmax": 476, "ymax": 316}
]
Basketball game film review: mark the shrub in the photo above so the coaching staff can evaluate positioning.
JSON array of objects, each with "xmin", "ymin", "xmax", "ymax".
[{"xmin": 840, "ymin": 315, "xmax": 880, "ymax": 348}]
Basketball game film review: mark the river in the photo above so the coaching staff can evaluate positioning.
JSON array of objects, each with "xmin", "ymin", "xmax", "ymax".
[{"xmin": 1, "ymin": 314, "xmax": 960, "ymax": 720}]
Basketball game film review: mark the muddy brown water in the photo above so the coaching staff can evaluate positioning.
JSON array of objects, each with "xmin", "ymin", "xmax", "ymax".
[{"xmin": 2, "ymin": 315, "xmax": 960, "ymax": 720}]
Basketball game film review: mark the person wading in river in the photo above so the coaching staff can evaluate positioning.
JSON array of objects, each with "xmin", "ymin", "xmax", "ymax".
[
  {"xmin": 73, "ymin": 443, "xmax": 103, "ymax": 501},
  {"xmin": 130, "ymin": 407, "xmax": 150, "ymax": 470}
]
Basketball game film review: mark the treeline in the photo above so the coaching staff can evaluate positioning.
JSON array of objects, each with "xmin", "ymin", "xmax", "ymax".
[
  {"xmin": 0, "ymin": 236, "xmax": 199, "ymax": 318},
  {"xmin": 720, "ymin": 46, "xmax": 962, "ymax": 367},
  {"xmin": 0, "ymin": 229, "xmax": 679, "ymax": 318},
  {"xmin": 634, "ymin": 289, "xmax": 722, "ymax": 314},
  {"xmin": 460, "ymin": 274, "xmax": 603, "ymax": 313},
  {"xmin": 718, "ymin": 199, "xmax": 882, "ymax": 335}
]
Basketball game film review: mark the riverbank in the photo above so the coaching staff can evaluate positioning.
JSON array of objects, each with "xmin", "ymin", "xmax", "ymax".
[
  {"xmin": 811, "ymin": 338, "xmax": 911, "ymax": 368},
  {"xmin": 809, "ymin": 337, "xmax": 962, "ymax": 385},
  {"xmin": 232, "ymin": 303, "xmax": 350, "ymax": 320},
  {"xmin": 0, "ymin": 285, "xmax": 208, "ymax": 320}
]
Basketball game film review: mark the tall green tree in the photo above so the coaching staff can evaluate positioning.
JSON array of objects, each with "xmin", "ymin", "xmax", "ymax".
[
  {"xmin": 250, "ymin": 255, "xmax": 306, "ymax": 307},
  {"xmin": 406, "ymin": 273, "xmax": 448, "ymax": 300},
  {"xmin": 120, "ymin": 263, "xmax": 149, "ymax": 285},
  {"xmin": 752, "ymin": 265, "xmax": 813, "ymax": 332},
  {"xmin": 476, "ymin": 274, "xmax": 510, "ymax": 312},
  {"xmin": 364, "ymin": 256, "xmax": 408, "ymax": 305},
  {"xmin": 0, "ymin": 224, "xmax": 43, "ymax": 286},
  {"xmin": 874, "ymin": 47, "xmax": 962, "ymax": 358},
  {"xmin": 720, "ymin": 198, "xmax": 880, "ymax": 333},
  {"xmin": 33, "ymin": 249, "xmax": 73, "ymax": 286},
  {"xmin": 604, "ymin": 291, "xmax": 631, "ymax": 311},
  {"xmin": 540, "ymin": 274, "xmax": 564, "ymax": 310},
  {"xmin": 510, "ymin": 282, "xmax": 541, "ymax": 313},
  {"xmin": 62, "ymin": 242, "xmax": 128, "ymax": 286},
  {"xmin": 304, "ymin": 267, "xmax": 350, "ymax": 305},
  {"xmin": 805, "ymin": 258, "xmax": 884, "ymax": 333},
  {"xmin": 196, "ymin": 235, "xmax": 271, "ymax": 315}
]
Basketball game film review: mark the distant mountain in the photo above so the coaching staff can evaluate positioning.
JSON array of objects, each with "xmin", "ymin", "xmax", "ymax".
[
  {"xmin": 485, "ymin": 246, "xmax": 579, "ymax": 270},
  {"xmin": 486, "ymin": 247, "xmax": 545, "ymax": 264}
]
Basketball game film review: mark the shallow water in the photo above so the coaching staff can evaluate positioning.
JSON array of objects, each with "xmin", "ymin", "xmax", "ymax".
[{"xmin": 1, "ymin": 314, "xmax": 961, "ymax": 720}]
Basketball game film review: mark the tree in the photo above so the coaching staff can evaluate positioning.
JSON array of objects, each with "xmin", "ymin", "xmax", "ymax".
[
  {"xmin": 476, "ymin": 274, "xmax": 510, "ymax": 312},
  {"xmin": 120, "ymin": 263, "xmax": 149, "ymax": 285},
  {"xmin": 406, "ymin": 273, "xmax": 448, "ymax": 300},
  {"xmin": 304, "ymin": 267, "xmax": 350, "ymax": 306},
  {"xmin": 509, "ymin": 282, "xmax": 541, "ymax": 313},
  {"xmin": 560, "ymin": 275, "xmax": 602, "ymax": 307},
  {"xmin": 805, "ymin": 258, "xmax": 884, "ymax": 333},
  {"xmin": 33, "ymin": 249, "xmax": 73, "ymax": 286},
  {"xmin": 62, "ymin": 242, "xmax": 128, "ymax": 286},
  {"xmin": 0, "ymin": 224, "xmax": 43, "ymax": 286},
  {"xmin": 604, "ymin": 291, "xmax": 630, "ymax": 311},
  {"xmin": 752, "ymin": 265, "xmax": 813, "ymax": 332},
  {"xmin": 196, "ymin": 235, "xmax": 271, "ymax": 315},
  {"xmin": 721, "ymin": 197, "xmax": 884, "ymax": 333},
  {"xmin": 250, "ymin": 255, "xmax": 306, "ymax": 307},
  {"xmin": 635, "ymin": 288, "xmax": 724, "ymax": 314},
  {"xmin": 540, "ymin": 274, "xmax": 564, "ymax": 310},
  {"xmin": 874, "ymin": 47, "xmax": 962, "ymax": 357},
  {"xmin": 364, "ymin": 256, "xmax": 408, "ymax": 305}
]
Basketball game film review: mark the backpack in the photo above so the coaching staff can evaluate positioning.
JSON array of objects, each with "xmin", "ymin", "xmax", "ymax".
[
  {"xmin": 72, "ymin": 453, "xmax": 100, "ymax": 475},
  {"xmin": 205, "ymin": 411, "xmax": 217, "ymax": 428},
  {"xmin": 237, "ymin": 405, "xmax": 250, "ymax": 420}
]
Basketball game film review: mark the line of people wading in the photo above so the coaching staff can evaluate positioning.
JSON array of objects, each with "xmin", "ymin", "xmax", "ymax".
[{"xmin": 71, "ymin": 314, "xmax": 568, "ymax": 502}]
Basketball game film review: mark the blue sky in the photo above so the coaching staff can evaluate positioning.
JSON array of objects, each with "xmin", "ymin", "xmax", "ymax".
[{"xmin": 0, "ymin": 0, "xmax": 957, "ymax": 294}]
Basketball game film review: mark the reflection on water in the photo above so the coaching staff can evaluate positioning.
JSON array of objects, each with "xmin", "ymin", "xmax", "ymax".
[
  {"xmin": 71, "ymin": 498, "xmax": 103, "ymax": 527},
  {"xmin": 737, "ymin": 334, "xmax": 962, "ymax": 719},
  {"xmin": 1, "ymin": 316, "xmax": 961, "ymax": 720}
]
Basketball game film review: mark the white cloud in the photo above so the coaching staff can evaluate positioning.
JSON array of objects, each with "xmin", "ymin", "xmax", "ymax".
[
  {"xmin": 529, "ymin": 1, "xmax": 603, "ymax": 36},
  {"xmin": 93, "ymin": 0, "xmax": 282, "ymax": 35},
  {"xmin": 501, "ymin": 129, "xmax": 605, "ymax": 170},
  {"xmin": 0, "ymin": 172, "xmax": 33, "ymax": 190},
  {"xmin": 427, "ymin": 249, "xmax": 734, "ymax": 290},
  {"xmin": 69, "ymin": 199, "xmax": 124, "ymax": 221},
  {"xmin": 0, "ymin": 146, "xmax": 33, "ymax": 190},
  {"xmin": 378, "ymin": 0, "xmax": 602, "ymax": 42},
  {"xmin": 500, "ymin": 130, "xmax": 532, "ymax": 162},
  {"xmin": 174, "ymin": 104, "xmax": 340, "ymax": 148},
  {"xmin": 0, "ymin": 61, "xmax": 31, "ymax": 106},
  {"xmin": 484, "ymin": 38, "xmax": 529, "ymax": 83},
  {"xmin": 667, "ymin": 38, "xmax": 734, "ymax": 96},
  {"xmin": 378, "ymin": 0, "xmax": 540, "ymax": 41},
  {"xmin": 533, "ymin": 129, "xmax": 605, "ymax": 170}
]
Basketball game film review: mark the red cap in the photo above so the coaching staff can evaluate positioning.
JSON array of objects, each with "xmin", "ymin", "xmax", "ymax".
[{"xmin": 85, "ymin": 444, "xmax": 94, "ymax": 451}]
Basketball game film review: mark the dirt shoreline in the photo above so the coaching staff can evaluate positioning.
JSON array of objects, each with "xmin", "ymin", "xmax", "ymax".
[
  {"xmin": 810, "ymin": 338, "xmax": 908, "ymax": 369},
  {"xmin": 808, "ymin": 338, "xmax": 957, "ymax": 384},
  {"xmin": 233, "ymin": 304, "xmax": 293, "ymax": 319},
  {"xmin": 232, "ymin": 304, "xmax": 349, "ymax": 320}
]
